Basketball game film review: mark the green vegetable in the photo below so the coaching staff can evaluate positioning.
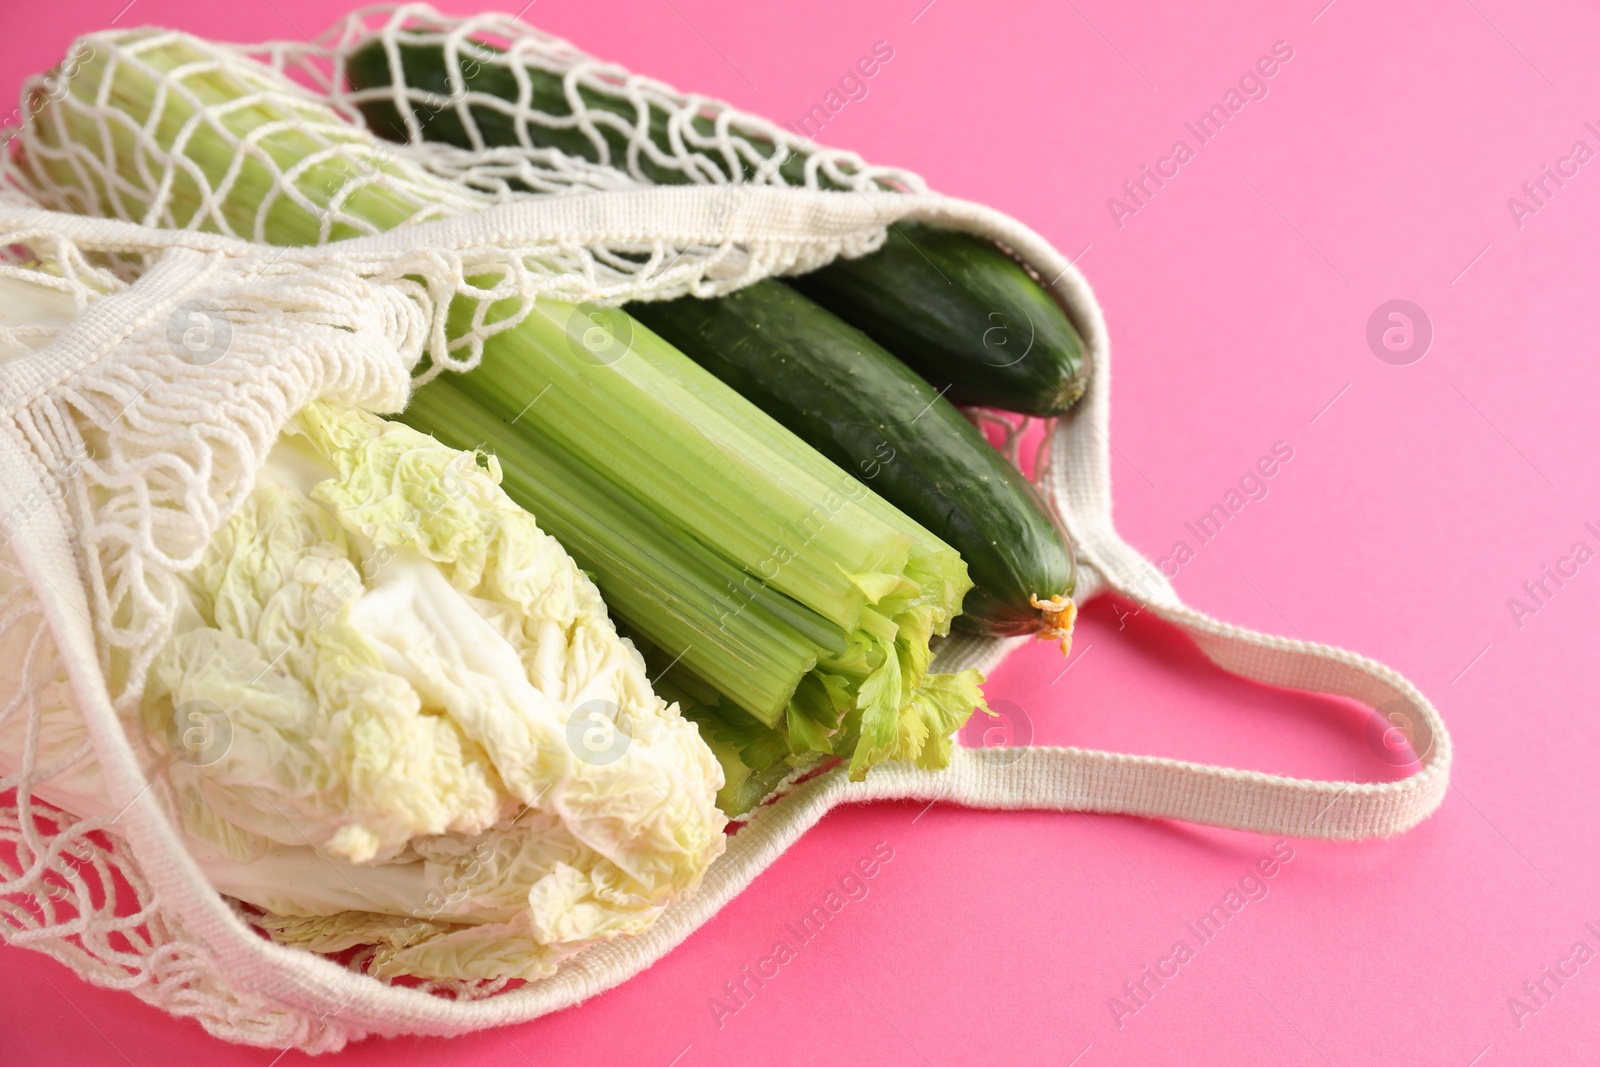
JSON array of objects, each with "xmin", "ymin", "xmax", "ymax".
[
  {"xmin": 146, "ymin": 402, "xmax": 728, "ymax": 980},
  {"xmin": 345, "ymin": 37, "xmax": 829, "ymax": 187},
  {"xmin": 17, "ymin": 31, "xmax": 987, "ymax": 808},
  {"xmin": 405, "ymin": 298, "xmax": 985, "ymax": 780},
  {"xmin": 651, "ymin": 671, "xmax": 800, "ymax": 817},
  {"xmin": 343, "ymin": 37, "xmax": 1089, "ymax": 415},
  {"xmin": 400, "ymin": 378, "xmax": 831, "ymax": 727},
  {"xmin": 788, "ymin": 222, "xmax": 1090, "ymax": 416},
  {"xmin": 633, "ymin": 282, "xmax": 1076, "ymax": 642}
]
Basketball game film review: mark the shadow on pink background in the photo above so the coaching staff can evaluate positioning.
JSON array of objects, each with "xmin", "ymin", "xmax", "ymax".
[{"xmin": 5, "ymin": 0, "xmax": 1599, "ymax": 1063}]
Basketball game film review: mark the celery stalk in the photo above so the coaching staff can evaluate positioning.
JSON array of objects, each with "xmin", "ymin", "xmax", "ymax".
[
  {"xmin": 444, "ymin": 296, "xmax": 913, "ymax": 632},
  {"xmin": 401, "ymin": 378, "xmax": 838, "ymax": 726}
]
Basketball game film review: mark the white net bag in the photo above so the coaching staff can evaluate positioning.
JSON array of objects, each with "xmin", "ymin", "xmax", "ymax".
[{"xmin": 0, "ymin": 8, "xmax": 1451, "ymax": 1052}]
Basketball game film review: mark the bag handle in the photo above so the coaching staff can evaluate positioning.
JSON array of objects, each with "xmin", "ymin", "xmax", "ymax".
[
  {"xmin": 863, "ymin": 593, "xmax": 1452, "ymax": 840},
  {"xmin": 863, "ymin": 202, "xmax": 1453, "ymax": 839},
  {"xmin": 752, "ymin": 504, "xmax": 1451, "ymax": 841}
]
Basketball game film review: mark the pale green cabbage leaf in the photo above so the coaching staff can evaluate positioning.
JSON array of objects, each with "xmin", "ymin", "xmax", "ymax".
[{"xmin": 141, "ymin": 402, "xmax": 727, "ymax": 980}]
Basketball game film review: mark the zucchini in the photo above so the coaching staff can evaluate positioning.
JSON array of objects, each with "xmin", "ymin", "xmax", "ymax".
[
  {"xmin": 345, "ymin": 39, "xmax": 1091, "ymax": 416},
  {"xmin": 786, "ymin": 222, "xmax": 1089, "ymax": 417},
  {"xmin": 630, "ymin": 283, "xmax": 1075, "ymax": 642}
]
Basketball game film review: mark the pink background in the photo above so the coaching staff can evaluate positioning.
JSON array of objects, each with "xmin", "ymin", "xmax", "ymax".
[{"xmin": 5, "ymin": 0, "xmax": 1599, "ymax": 1063}]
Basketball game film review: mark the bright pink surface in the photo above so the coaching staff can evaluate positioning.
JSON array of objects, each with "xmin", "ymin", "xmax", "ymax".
[{"xmin": 5, "ymin": 0, "xmax": 1599, "ymax": 1063}]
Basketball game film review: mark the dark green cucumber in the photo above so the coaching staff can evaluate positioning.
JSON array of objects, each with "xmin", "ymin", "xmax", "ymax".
[
  {"xmin": 345, "ymin": 39, "xmax": 821, "ymax": 188},
  {"xmin": 787, "ymin": 222, "xmax": 1089, "ymax": 417},
  {"xmin": 345, "ymin": 39, "xmax": 1089, "ymax": 417},
  {"xmin": 630, "ymin": 283, "xmax": 1074, "ymax": 639}
]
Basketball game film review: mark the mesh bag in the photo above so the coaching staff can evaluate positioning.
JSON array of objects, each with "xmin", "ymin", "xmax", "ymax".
[{"xmin": 0, "ymin": 7, "xmax": 1452, "ymax": 1051}]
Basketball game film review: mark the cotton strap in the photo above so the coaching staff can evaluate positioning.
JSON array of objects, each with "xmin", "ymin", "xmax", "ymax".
[
  {"xmin": 887, "ymin": 605, "xmax": 1450, "ymax": 841},
  {"xmin": 842, "ymin": 192, "xmax": 1453, "ymax": 841}
]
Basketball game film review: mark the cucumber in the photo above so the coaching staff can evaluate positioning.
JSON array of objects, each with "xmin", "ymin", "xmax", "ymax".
[
  {"xmin": 630, "ymin": 283, "xmax": 1075, "ymax": 640},
  {"xmin": 345, "ymin": 39, "xmax": 1091, "ymax": 417},
  {"xmin": 787, "ymin": 222, "xmax": 1089, "ymax": 417},
  {"xmin": 345, "ymin": 39, "xmax": 818, "ymax": 187}
]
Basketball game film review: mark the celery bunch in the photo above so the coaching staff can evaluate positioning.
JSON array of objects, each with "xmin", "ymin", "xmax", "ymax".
[{"xmin": 17, "ymin": 30, "xmax": 986, "ymax": 812}]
